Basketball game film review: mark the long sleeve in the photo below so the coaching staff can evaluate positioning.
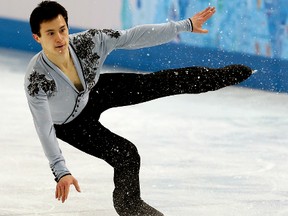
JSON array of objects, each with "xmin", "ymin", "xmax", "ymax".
[
  {"xmin": 87, "ymin": 19, "xmax": 192, "ymax": 56},
  {"xmin": 27, "ymin": 92, "xmax": 70, "ymax": 181},
  {"xmin": 24, "ymin": 65, "xmax": 71, "ymax": 182},
  {"xmin": 114, "ymin": 19, "xmax": 192, "ymax": 50}
]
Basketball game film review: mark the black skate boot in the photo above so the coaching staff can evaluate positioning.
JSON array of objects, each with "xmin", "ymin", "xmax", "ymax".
[
  {"xmin": 184, "ymin": 64, "xmax": 253, "ymax": 93},
  {"xmin": 210, "ymin": 64, "xmax": 253, "ymax": 89},
  {"xmin": 136, "ymin": 200, "xmax": 164, "ymax": 216},
  {"xmin": 160, "ymin": 64, "xmax": 253, "ymax": 94},
  {"xmin": 114, "ymin": 197, "xmax": 164, "ymax": 216}
]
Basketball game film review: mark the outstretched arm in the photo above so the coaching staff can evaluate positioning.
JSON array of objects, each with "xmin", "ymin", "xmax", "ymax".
[
  {"xmin": 189, "ymin": 6, "xmax": 216, "ymax": 34},
  {"xmin": 93, "ymin": 6, "xmax": 216, "ymax": 53}
]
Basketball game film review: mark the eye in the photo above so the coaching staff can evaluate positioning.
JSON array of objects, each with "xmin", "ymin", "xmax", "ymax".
[{"xmin": 48, "ymin": 32, "xmax": 54, "ymax": 36}]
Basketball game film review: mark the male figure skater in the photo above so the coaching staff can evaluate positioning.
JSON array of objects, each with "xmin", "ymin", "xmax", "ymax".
[{"xmin": 25, "ymin": 1, "xmax": 252, "ymax": 215}]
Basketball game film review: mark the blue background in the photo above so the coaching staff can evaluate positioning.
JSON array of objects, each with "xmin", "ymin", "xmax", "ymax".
[{"xmin": 122, "ymin": 0, "xmax": 288, "ymax": 60}]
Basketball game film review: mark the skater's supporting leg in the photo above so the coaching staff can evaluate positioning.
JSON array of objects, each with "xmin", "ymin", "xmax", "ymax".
[{"xmin": 54, "ymin": 119, "xmax": 163, "ymax": 216}]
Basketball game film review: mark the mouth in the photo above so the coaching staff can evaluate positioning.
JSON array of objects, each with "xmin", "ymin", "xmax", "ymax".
[
  {"xmin": 55, "ymin": 44, "xmax": 67, "ymax": 53},
  {"xmin": 55, "ymin": 44, "xmax": 66, "ymax": 49}
]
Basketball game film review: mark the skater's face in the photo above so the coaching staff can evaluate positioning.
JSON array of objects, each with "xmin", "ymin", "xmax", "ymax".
[{"xmin": 33, "ymin": 15, "xmax": 69, "ymax": 58}]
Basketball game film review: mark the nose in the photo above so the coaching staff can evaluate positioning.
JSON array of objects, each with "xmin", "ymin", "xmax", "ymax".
[{"xmin": 56, "ymin": 32, "xmax": 64, "ymax": 42}]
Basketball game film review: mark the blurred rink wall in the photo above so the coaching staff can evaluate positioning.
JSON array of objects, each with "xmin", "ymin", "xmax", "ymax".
[{"xmin": 0, "ymin": 0, "xmax": 287, "ymax": 92}]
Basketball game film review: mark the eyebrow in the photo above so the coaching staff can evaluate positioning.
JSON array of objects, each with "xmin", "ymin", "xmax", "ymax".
[{"xmin": 45, "ymin": 25, "xmax": 66, "ymax": 33}]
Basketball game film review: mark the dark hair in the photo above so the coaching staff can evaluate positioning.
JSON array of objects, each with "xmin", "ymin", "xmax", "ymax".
[{"xmin": 30, "ymin": 1, "xmax": 68, "ymax": 36}]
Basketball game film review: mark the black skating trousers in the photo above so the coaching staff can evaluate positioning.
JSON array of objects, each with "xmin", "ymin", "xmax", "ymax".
[{"xmin": 54, "ymin": 65, "xmax": 251, "ymax": 216}]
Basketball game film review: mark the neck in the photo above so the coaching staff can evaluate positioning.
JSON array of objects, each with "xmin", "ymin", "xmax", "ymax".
[{"xmin": 45, "ymin": 50, "xmax": 71, "ymax": 70}]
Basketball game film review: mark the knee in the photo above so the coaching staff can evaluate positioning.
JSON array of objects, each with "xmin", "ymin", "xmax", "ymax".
[
  {"xmin": 122, "ymin": 144, "xmax": 141, "ymax": 169},
  {"xmin": 111, "ymin": 143, "xmax": 141, "ymax": 170}
]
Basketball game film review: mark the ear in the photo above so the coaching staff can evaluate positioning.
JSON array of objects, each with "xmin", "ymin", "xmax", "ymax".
[{"xmin": 32, "ymin": 34, "xmax": 41, "ymax": 43}]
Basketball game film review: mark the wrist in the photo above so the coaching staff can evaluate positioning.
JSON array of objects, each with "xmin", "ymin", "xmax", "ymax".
[
  {"xmin": 188, "ymin": 18, "xmax": 194, "ymax": 32},
  {"xmin": 55, "ymin": 173, "xmax": 72, "ymax": 182}
]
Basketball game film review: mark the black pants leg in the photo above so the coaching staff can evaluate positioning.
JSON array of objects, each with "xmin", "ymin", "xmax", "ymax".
[
  {"xmin": 55, "ymin": 65, "xmax": 252, "ymax": 216},
  {"xmin": 56, "ymin": 119, "xmax": 143, "ymax": 215},
  {"xmin": 87, "ymin": 64, "xmax": 252, "ymax": 113}
]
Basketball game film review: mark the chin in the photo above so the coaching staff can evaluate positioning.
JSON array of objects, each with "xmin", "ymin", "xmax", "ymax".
[{"xmin": 56, "ymin": 47, "xmax": 68, "ymax": 54}]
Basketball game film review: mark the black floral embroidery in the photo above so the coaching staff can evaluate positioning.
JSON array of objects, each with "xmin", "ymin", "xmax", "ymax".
[
  {"xmin": 102, "ymin": 29, "xmax": 121, "ymax": 39},
  {"xmin": 27, "ymin": 70, "xmax": 56, "ymax": 97},
  {"xmin": 72, "ymin": 29, "xmax": 99, "ymax": 90},
  {"xmin": 71, "ymin": 29, "xmax": 120, "ymax": 90}
]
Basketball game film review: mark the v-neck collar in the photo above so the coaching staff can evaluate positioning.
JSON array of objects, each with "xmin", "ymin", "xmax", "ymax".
[{"xmin": 41, "ymin": 45, "xmax": 86, "ymax": 93}]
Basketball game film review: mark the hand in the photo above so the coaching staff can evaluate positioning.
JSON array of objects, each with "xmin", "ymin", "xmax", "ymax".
[
  {"xmin": 190, "ymin": 7, "xmax": 216, "ymax": 34},
  {"xmin": 55, "ymin": 175, "xmax": 81, "ymax": 203}
]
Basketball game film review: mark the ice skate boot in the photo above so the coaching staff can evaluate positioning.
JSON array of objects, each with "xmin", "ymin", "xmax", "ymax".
[{"xmin": 161, "ymin": 64, "xmax": 253, "ymax": 94}]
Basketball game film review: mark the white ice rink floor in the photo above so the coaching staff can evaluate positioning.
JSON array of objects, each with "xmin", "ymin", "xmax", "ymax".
[{"xmin": 1, "ymin": 48, "xmax": 288, "ymax": 216}]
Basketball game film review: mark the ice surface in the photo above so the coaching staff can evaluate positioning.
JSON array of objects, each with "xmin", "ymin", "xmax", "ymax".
[{"xmin": 1, "ymin": 49, "xmax": 288, "ymax": 216}]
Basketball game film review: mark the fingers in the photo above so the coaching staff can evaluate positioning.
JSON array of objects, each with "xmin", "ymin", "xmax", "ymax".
[
  {"xmin": 56, "ymin": 183, "xmax": 69, "ymax": 203},
  {"xmin": 55, "ymin": 176, "xmax": 81, "ymax": 203},
  {"xmin": 191, "ymin": 6, "xmax": 216, "ymax": 34},
  {"xmin": 198, "ymin": 6, "xmax": 214, "ymax": 17},
  {"xmin": 199, "ymin": 29, "xmax": 209, "ymax": 34},
  {"xmin": 202, "ymin": 7, "xmax": 216, "ymax": 21},
  {"xmin": 55, "ymin": 185, "xmax": 58, "ymax": 199},
  {"xmin": 73, "ymin": 179, "xmax": 81, "ymax": 193},
  {"xmin": 195, "ymin": 6, "xmax": 215, "ymax": 18},
  {"xmin": 63, "ymin": 184, "xmax": 70, "ymax": 203}
]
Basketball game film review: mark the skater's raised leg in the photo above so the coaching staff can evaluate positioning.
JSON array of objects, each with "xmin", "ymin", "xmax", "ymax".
[{"xmin": 90, "ymin": 64, "xmax": 253, "ymax": 112}]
